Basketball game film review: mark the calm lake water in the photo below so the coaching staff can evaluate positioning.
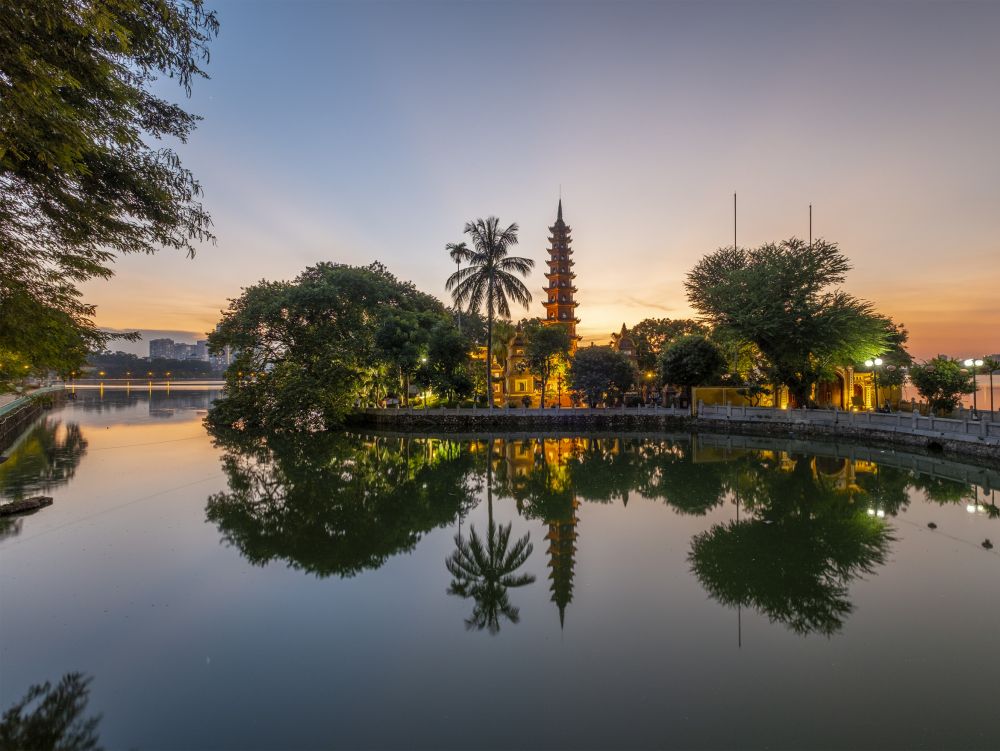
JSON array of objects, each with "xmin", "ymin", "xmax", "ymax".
[{"xmin": 1, "ymin": 388, "xmax": 998, "ymax": 750}]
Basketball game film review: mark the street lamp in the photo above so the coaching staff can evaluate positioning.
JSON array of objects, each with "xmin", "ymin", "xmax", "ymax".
[
  {"xmin": 864, "ymin": 357, "xmax": 883, "ymax": 410},
  {"xmin": 963, "ymin": 358, "xmax": 984, "ymax": 414},
  {"xmin": 420, "ymin": 356, "xmax": 429, "ymax": 409}
]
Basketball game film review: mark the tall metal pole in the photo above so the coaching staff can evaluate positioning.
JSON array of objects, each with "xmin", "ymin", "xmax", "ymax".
[
  {"xmin": 809, "ymin": 204, "xmax": 812, "ymax": 247},
  {"xmin": 972, "ymin": 363, "xmax": 978, "ymax": 412},
  {"xmin": 734, "ymin": 192, "xmax": 737, "ymax": 250}
]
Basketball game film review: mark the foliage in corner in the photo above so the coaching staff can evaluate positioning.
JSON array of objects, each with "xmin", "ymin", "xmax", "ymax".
[{"xmin": 0, "ymin": 0, "xmax": 218, "ymax": 388}]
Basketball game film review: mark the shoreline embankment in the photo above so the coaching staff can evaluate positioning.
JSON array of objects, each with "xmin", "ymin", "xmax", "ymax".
[{"xmin": 350, "ymin": 405, "xmax": 1000, "ymax": 466}]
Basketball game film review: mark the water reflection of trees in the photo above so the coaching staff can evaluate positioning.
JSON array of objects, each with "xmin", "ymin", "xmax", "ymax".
[
  {"xmin": 205, "ymin": 427, "xmax": 995, "ymax": 636},
  {"xmin": 690, "ymin": 453, "xmax": 894, "ymax": 636},
  {"xmin": 0, "ymin": 672, "xmax": 103, "ymax": 751},
  {"xmin": 205, "ymin": 429, "xmax": 480, "ymax": 577},
  {"xmin": 0, "ymin": 419, "xmax": 88, "ymax": 503},
  {"xmin": 446, "ymin": 453, "xmax": 535, "ymax": 634}
]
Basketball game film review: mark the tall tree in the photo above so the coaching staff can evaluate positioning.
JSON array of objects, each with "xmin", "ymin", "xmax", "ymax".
[
  {"xmin": 374, "ymin": 310, "xmax": 436, "ymax": 406},
  {"xmin": 659, "ymin": 334, "xmax": 726, "ymax": 401},
  {"xmin": 686, "ymin": 239, "xmax": 893, "ymax": 407},
  {"xmin": 209, "ymin": 262, "xmax": 445, "ymax": 431},
  {"xmin": 525, "ymin": 324, "xmax": 572, "ymax": 408},
  {"xmin": 0, "ymin": 0, "xmax": 218, "ymax": 386},
  {"xmin": 908, "ymin": 357, "xmax": 975, "ymax": 414},
  {"xmin": 427, "ymin": 321, "xmax": 474, "ymax": 405},
  {"xmin": 630, "ymin": 318, "xmax": 706, "ymax": 373},
  {"xmin": 446, "ymin": 218, "xmax": 534, "ymax": 409},
  {"xmin": 568, "ymin": 347, "xmax": 635, "ymax": 407},
  {"xmin": 446, "ymin": 242, "xmax": 470, "ymax": 331}
]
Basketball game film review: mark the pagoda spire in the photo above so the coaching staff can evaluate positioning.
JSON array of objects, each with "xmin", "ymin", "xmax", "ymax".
[{"xmin": 542, "ymin": 198, "xmax": 580, "ymax": 351}]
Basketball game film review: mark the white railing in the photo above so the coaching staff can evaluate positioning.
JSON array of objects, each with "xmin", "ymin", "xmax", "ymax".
[
  {"xmin": 361, "ymin": 405, "xmax": 691, "ymax": 417},
  {"xmin": 697, "ymin": 403, "xmax": 1000, "ymax": 445}
]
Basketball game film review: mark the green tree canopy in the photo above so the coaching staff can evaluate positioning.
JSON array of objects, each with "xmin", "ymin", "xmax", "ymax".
[
  {"xmin": 374, "ymin": 309, "xmax": 438, "ymax": 406},
  {"xmin": 525, "ymin": 324, "xmax": 572, "ymax": 408},
  {"xmin": 208, "ymin": 262, "xmax": 446, "ymax": 431},
  {"xmin": 427, "ymin": 321, "xmax": 475, "ymax": 405},
  {"xmin": 659, "ymin": 334, "xmax": 726, "ymax": 397},
  {"xmin": 630, "ymin": 318, "xmax": 707, "ymax": 373},
  {"xmin": 908, "ymin": 357, "xmax": 975, "ymax": 414},
  {"xmin": 0, "ymin": 0, "xmax": 218, "ymax": 387},
  {"xmin": 685, "ymin": 238, "xmax": 895, "ymax": 407},
  {"xmin": 568, "ymin": 347, "xmax": 635, "ymax": 407}
]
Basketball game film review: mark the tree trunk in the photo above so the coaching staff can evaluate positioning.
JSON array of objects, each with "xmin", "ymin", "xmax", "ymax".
[
  {"xmin": 486, "ymin": 285, "xmax": 494, "ymax": 410},
  {"xmin": 487, "ymin": 447, "xmax": 494, "ymax": 527}
]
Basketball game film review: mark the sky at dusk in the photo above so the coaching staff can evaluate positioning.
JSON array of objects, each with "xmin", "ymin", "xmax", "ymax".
[{"xmin": 84, "ymin": 0, "xmax": 1000, "ymax": 361}]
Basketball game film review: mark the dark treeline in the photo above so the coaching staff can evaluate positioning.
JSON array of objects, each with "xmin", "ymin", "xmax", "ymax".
[{"xmin": 83, "ymin": 351, "xmax": 217, "ymax": 379}]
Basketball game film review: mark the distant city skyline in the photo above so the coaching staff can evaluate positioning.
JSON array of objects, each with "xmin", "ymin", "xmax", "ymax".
[{"xmin": 80, "ymin": 0, "xmax": 1000, "ymax": 361}]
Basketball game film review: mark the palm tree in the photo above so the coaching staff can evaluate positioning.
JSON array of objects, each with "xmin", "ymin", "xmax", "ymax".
[
  {"xmin": 445, "ymin": 241, "xmax": 470, "ymax": 332},
  {"xmin": 446, "ymin": 218, "xmax": 534, "ymax": 409}
]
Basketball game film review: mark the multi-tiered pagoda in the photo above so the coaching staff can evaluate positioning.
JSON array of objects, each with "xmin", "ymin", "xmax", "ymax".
[{"xmin": 542, "ymin": 200, "xmax": 580, "ymax": 352}]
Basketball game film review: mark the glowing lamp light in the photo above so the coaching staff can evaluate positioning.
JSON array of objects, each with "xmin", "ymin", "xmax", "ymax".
[
  {"xmin": 876, "ymin": 509, "xmax": 885, "ymax": 518},
  {"xmin": 966, "ymin": 504, "xmax": 976, "ymax": 513}
]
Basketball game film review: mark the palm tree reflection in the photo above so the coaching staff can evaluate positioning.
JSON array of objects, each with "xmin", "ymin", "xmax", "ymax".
[
  {"xmin": 446, "ymin": 450, "xmax": 535, "ymax": 634},
  {"xmin": 447, "ymin": 520, "xmax": 535, "ymax": 634}
]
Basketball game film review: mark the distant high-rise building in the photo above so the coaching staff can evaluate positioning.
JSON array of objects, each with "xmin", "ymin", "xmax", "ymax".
[
  {"xmin": 149, "ymin": 337, "xmax": 209, "ymax": 361},
  {"xmin": 149, "ymin": 338, "xmax": 174, "ymax": 359}
]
